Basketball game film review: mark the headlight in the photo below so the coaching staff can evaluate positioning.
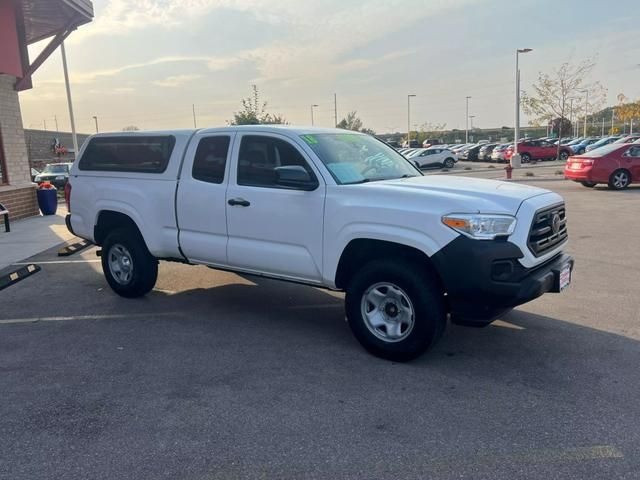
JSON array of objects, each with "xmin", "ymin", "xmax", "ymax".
[
  {"xmin": 55, "ymin": 176, "xmax": 65, "ymax": 180},
  {"xmin": 442, "ymin": 214, "xmax": 517, "ymax": 240}
]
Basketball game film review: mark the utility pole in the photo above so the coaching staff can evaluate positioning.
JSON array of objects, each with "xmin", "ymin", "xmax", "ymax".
[
  {"xmin": 60, "ymin": 41, "xmax": 79, "ymax": 156},
  {"xmin": 54, "ymin": 115, "xmax": 59, "ymax": 132},
  {"xmin": 43, "ymin": 119, "xmax": 47, "ymax": 131},
  {"xmin": 514, "ymin": 48, "xmax": 533, "ymax": 166},
  {"xmin": 310, "ymin": 104, "xmax": 318, "ymax": 126},
  {"xmin": 583, "ymin": 90, "xmax": 589, "ymax": 138},
  {"xmin": 465, "ymin": 96, "xmax": 471, "ymax": 143},
  {"xmin": 407, "ymin": 94, "xmax": 416, "ymax": 146},
  {"xmin": 611, "ymin": 109, "xmax": 615, "ymax": 135},
  {"xmin": 93, "ymin": 115, "xmax": 99, "ymax": 133},
  {"xmin": 192, "ymin": 104, "xmax": 197, "ymax": 128},
  {"xmin": 601, "ymin": 117, "xmax": 605, "ymax": 136},
  {"xmin": 334, "ymin": 93, "xmax": 338, "ymax": 127}
]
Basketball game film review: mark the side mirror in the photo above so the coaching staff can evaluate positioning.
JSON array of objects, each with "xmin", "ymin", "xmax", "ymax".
[{"xmin": 275, "ymin": 165, "xmax": 318, "ymax": 191}]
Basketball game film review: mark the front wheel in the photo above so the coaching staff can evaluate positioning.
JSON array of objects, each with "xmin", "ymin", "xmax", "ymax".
[
  {"xmin": 443, "ymin": 158, "xmax": 455, "ymax": 169},
  {"xmin": 102, "ymin": 228, "xmax": 158, "ymax": 298},
  {"xmin": 345, "ymin": 260, "xmax": 446, "ymax": 362},
  {"xmin": 521, "ymin": 153, "xmax": 531, "ymax": 163},
  {"xmin": 559, "ymin": 150, "xmax": 569, "ymax": 161}
]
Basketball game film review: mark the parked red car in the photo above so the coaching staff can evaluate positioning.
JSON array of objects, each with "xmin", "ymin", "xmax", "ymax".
[
  {"xmin": 564, "ymin": 143, "xmax": 640, "ymax": 190},
  {"xmin": 504, "ymin": 139, "xmax": 572, "ymax": 163}
]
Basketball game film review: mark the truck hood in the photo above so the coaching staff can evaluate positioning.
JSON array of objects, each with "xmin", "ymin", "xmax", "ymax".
[{"xmin": 361, "ymin": 175, "xmax": 550, "ymax": 214}]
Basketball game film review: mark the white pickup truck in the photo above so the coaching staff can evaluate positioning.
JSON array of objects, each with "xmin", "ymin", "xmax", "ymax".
[{"xmin": 66, "ymin": 126, "xmax": 573, "ymax": 361}]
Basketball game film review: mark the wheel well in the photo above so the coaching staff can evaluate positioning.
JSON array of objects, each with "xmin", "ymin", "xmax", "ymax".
[
  {"xmin": 334, "ymin": 239, "xmax": 442, "ymax": 290},
  {"xmin": 94, "ymin": 211, "xmax": 141, "ymax": 246},
  {"xmin": 612, "ymin": 168, "xmax": 632, "ymax": 179}
]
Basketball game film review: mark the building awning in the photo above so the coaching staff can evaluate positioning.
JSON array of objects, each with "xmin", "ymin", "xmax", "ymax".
[
  {"xmin": 20, "ymin": 0, "xmax": 93, "ymax": 45},
  {"xmin": 12, "ymin": 0, "xmax": 94, "ymax": 91}
]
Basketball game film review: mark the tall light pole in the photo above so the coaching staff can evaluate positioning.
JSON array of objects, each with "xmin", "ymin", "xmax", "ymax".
[
  {"xmin": 310, "ymin": 104, "xmax": 318, "ymax": 126},
  {"xmin": 92, "ymin": 116, "xmax": 99, "ymax": 133},
  {"xmin": 334, "ymin": 94, "xmax": 338, "ymax": 127},
  {"xmin": 582, "ymin": 90, "xmax": 589, "ymax": 137},
  {"xmin": 60, "ymin": 42, "xmax": 79, "ymax": 156},
  {"xmin": 192, "ymin": 104, "xmax": 197, "ymax": 128},
  {"xmin": 407, "ymin": 94, "xmax": 416, "ymax": 146},
  {"xmin": 465, "ymin": 96, "xmax": 471, "ymax": 143},
  {"xmin": 469, "ymin": 115, "xmax": 476, "ymax": 130},
  {"xmin": 513, "ymin": 48, "xmax": 532, "ymax": 167},
  {"xmin": 611, "ymin": 109, "xmax": 615, "ymax": 135}
]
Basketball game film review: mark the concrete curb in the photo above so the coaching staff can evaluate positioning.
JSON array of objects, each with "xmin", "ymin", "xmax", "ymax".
[{"xmin": 0, "ymin": 264, "xmax": 41, "ymax": 291}]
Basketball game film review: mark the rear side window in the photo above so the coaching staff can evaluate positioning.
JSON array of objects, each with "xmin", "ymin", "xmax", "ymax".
[
  {"xmin": 79, "ymin": 136, "xmax": 176, "ymax": 173},
  {"xmin": 192, "ymin": 136, "xmax": 231, "ymax": 184}
]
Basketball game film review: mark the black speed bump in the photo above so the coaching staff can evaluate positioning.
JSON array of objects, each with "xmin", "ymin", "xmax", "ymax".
[
  {"xmin": 0, "ymin": 264, "xmax": 41, "ymax": 291},
  {"xmin": 58, "ymin": 239, "xmax": 92, "ymax": 257}
]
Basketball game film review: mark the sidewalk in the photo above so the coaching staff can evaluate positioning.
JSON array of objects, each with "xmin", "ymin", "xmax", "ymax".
[{"xmin": 0, "ymin": 208, "xmax": 75, "ymax": 270}]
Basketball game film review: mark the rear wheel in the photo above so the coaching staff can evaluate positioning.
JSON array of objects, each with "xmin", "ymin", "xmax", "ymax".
[
  {"xmin": 443, "ymin": 158, "xmax": 455, "ymax": 169},
  {"xmin": 521, "ymin": 153, "xmax": 531, "ymax": 163},
  {"xmin": 102, "ymin": 228, "xmax": 158, "ymax": 297},
  {"xmin": 580, "ymin": 181, "xmax": 597, "ymax": 188},
  {"xmin": 559, "ymin": 150, "xmax": 569, "ymax": 161},
  {"xmin": 608, "ymin": 169, "xmax": 631, "ymax": 190},
  {"xmin": 345, "ymin": 259, "xmax": 446, "ymax": 362}
]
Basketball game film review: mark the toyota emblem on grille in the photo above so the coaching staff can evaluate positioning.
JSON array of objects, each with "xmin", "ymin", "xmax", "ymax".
[{"xmin": 552, "ymin": 213, "xmax": 561, "ymax": 234}]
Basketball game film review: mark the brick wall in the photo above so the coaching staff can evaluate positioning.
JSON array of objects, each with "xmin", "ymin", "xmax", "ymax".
[
  {"xmin": 0, "ymin": 185, "xmax": 38, "ymax": 220},
  {"xmin": 0, "ymin": 74, "xmax": 31, "ymax": 187},
  {"xmin": 25, "ymin": 129, "xmax": 90, "ymax": 170},
  {"xmin": 0, "ymin": 74, "xmax": 39, "ymax": 219}
]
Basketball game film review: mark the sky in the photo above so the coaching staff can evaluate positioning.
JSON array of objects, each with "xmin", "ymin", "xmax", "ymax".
[{"xmin": 18, "ymin": 0, "xmax": 640, "ymax": 135}]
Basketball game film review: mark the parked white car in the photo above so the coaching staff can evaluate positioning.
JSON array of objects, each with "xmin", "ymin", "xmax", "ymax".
[
  {"xmin": 66, "ymin": 126, "xmax": 573, "ymax": 361},
  {"xmin": 407, "ymin": 148, "xmax": 458, "ymax": 169}
]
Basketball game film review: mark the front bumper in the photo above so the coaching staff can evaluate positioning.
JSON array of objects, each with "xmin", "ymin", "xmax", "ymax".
[{"xmin": 431, "ymin": 236, "xmax": 574, "ymax": 326}]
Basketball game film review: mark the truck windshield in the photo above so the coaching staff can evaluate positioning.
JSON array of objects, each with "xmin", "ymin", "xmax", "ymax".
[{"xmin": 300, "ymin": 133, "xmax": 421, "ymax": 184}]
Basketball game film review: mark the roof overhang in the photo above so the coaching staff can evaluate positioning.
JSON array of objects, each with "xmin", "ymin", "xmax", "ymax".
[{"xmin": 13, "ymin": 0, "xmax": 94, "ymax": 91}]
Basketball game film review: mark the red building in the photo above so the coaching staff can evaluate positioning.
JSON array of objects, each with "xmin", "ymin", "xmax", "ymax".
[{"xmin": 0, "ymin": 0, "xmax": 93, "ymax": 219}]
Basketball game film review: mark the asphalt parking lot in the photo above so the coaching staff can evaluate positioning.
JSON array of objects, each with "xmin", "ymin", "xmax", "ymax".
[{"xmin": 1, "ymin": 179, "xmax": 639, "ymax": 479}]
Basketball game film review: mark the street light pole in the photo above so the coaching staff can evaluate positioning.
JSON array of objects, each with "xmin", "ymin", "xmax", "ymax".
[
  {"xmin": 310, "ymin": 104, "xmax": 318, "ymax": 126},
  {"xmin": 407, "ymin": 94, "xmax": 416, "ymax": 146},
  {"xmin": 60, "ymin": 42, "xmax": 79, "ymax": 156},
  {"xmin": 583, "ymin": 90, "xmax": 589, "ymax": 137},
  {"xmin": 465, "ymin": 96, "xmax": 471, "ymax": 143},
  {"xmin": 514, "ymin": 48, "xmax": 532, "ymax": 167},
  {"xmin": 93, "ymin": 116, "xmax": 99, "ymax": 133}
]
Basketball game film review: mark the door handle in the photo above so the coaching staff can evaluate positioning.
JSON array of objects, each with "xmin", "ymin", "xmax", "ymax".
[{"xmin": 228, "ymin": 198, "xmax": 251, "ymax": 207}]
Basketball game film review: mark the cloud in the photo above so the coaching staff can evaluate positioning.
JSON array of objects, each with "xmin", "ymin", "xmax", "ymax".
[{"xmin": 153, "ymin": 74, "xmax": 203, "ymax": 87}]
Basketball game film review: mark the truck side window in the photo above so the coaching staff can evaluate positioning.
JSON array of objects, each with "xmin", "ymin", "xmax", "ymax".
[
  {"xmin": 192, "ymin": 136, "xmax": 231, "ymax": 184},
  {"xmin": 237, "ymin": 135, "xmax": 316, "ymax": 188}
]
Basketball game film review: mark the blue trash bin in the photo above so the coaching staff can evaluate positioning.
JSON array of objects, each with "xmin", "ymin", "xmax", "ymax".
[{"xmin": 37, "ymin": 186, "xmax": 58, "ymax": 215}]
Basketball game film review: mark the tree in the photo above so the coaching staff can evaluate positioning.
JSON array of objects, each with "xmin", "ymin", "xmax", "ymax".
[
  {"xmin": 122, "ymin": 125, "xmax": 140, "ymax": 131},
  {"xmin": 548, "ymin": 117, "xmax": 572, "ymax": 137},
  {"xmin": 615, "ymin": 94, "xmax": 640, "ymax": 133},
  {"xmin": 521, "ymin": 59, "xmax": 606, "ymax": 158},
  {"xmin": 230, "ymin": 85, "xmax": 287, "ymax": 125},
  {"xmin": 337, "ymin": 111, "xmax": 363, "ymax": 131}
]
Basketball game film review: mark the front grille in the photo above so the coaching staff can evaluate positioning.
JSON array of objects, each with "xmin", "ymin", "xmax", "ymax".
[{"xmin": 528, "ymin": 204, "xmax": 567, "ymax": 257}]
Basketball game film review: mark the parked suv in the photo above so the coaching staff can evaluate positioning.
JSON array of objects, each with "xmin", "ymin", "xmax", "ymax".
[
  {"xmin": 35, "ymin": 162, "xmax": 73, "ymax": 188},
  {"xmin": 66, "ymin": 126, "xmax": 573, "ymax": 361},
  {"xmin": 505, "ymin": 140, "xmax": 572, "ymax": 163}
]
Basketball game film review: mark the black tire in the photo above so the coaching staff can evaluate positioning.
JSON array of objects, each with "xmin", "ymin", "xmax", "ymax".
[
  {"xmin": 608, "ymin": 169, "xmax": 631, "ymax": 190},
  {"xmin": 521, "ymin": 153, "xmax": 531, "ymax": 163},
  {"xmin": 559, "ymin": 150, "xmax": 569, "ymax": 161},
  {"xmin": 101, "ymin": 227, "xmax": 158, "ymax": 298},
  {"xmin": 443, "ymin": 158, "xmax": 455, "ymax": 169},
  {"xmin": 345, "ymin": 259, "xmax": 446, "ymax": 362},
  {"xmin": 580, "ymin": 181, "xmax": 597, "ymax": 188}
]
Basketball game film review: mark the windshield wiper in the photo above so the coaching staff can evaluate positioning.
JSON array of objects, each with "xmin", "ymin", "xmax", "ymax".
[{"xmin": 343, "ymin": 178, "xmax": 371, "ymax": 185}]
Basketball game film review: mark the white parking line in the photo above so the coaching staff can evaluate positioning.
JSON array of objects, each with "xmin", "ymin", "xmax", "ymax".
[
  {"xmin": 0, "ymin": 312, "xmax": 182, "ymax": 325},
  {"xmin": 12, "ymin": 259, "xmax": 102, "ymax": 265}
]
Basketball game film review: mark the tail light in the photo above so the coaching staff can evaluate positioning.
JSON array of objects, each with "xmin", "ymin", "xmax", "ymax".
[
  {"xmin": 581, "ymin": 159, "xmax": 594, "ymax": 166},
  {"xmin": 64, "ymin": 182, "xmax": 71, "ymax": 211}
]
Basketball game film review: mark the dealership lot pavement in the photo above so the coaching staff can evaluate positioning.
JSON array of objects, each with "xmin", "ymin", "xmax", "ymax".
[{"xmin": 1, "ymin": 180, "xmax": 639, "ymax": 479}]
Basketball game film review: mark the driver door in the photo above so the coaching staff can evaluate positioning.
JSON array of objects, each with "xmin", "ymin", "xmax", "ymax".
[{"xmin": 225, "ymin": 133, "xmax": 326, "ymax": 283}]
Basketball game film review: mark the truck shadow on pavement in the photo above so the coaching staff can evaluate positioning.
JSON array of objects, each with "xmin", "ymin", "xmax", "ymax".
[{"xmin": 2, "ymin": 260, "xmax": 640, "ymax": 479}]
